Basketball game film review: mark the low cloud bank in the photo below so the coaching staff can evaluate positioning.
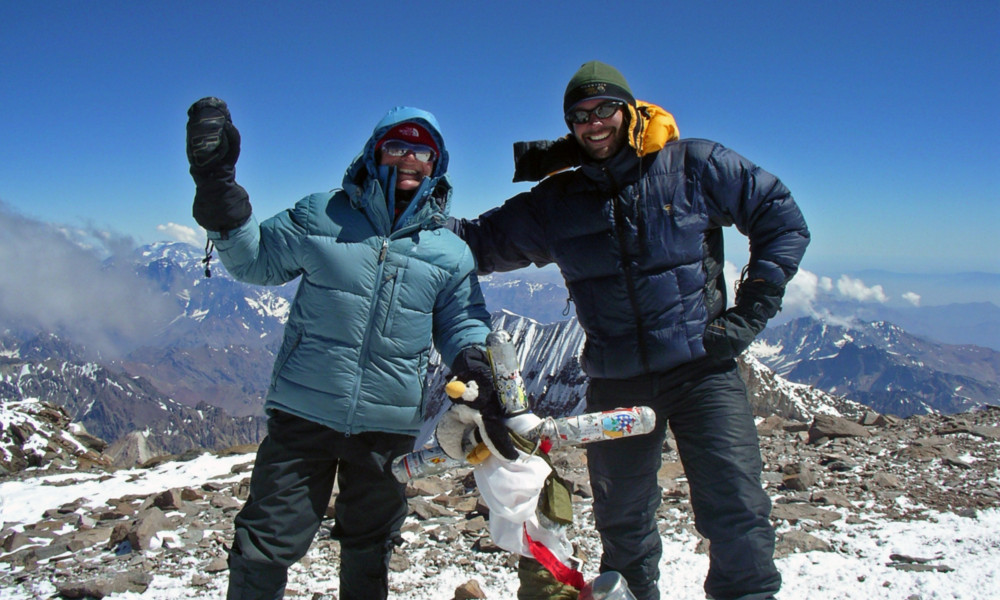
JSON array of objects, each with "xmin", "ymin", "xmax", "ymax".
[
  {"xmin": 0, "ymin": 203, "xmax": 177, "ymax": 357},
  {"xmin": 723, "ymin": 262, "xmax": 922, "ymax": 323},
  {"xmin": 157, "ymin": 222, "xmax": 202, "ymax": 246}
]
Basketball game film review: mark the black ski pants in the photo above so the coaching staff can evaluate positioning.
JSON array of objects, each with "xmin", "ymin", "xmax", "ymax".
[
  {"xmin": 586, "ymin": 359, "xmax": 780, "ymax": 600},
  {"xmin": 226, "ymin": 410, "xmax": 414, "ymax": 600}
]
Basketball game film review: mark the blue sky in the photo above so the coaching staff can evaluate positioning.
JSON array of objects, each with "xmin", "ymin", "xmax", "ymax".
[{"xmin": 1, "ymin": 1, "xmax": 997, "ymax": 281}]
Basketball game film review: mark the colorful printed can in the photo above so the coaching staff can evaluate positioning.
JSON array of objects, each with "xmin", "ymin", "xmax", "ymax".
[
  {"xmin": 486, "ymin": 330, "xmax": 530, "ymax": 416},
  {"xmin": 390, "ymin": 445, "xmax": 463, "ymax": 481}
]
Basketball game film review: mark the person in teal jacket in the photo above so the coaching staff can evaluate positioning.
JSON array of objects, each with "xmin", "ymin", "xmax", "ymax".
[{"xmin": 185, "ymin": 100, "xmax": 515, "ymax": 600}]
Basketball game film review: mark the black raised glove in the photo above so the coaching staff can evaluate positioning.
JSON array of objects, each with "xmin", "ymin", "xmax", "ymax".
[
  {"xmin": 703, "ymin": 279, "xmax": 784, "ymax": 360},
  {"xmin": 512, "ymin": 136, "xmax": 580, "ymax": 183},
  {"xmin": 186, "ymin": 97, "xmax": 251, "ymax": 232},
  {"xmin": 445, "ymin": 346, "xmax": 519, "ymax": 461}
]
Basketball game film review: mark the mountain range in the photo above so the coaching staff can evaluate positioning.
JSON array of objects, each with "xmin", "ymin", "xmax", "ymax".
[
  {"xmin": 1, "ymin": 241, "xmax": 997, "ymax": 465},
  {"xmin": 753, "ymin": 317, "xmax": 1000, "ymax": 417}
]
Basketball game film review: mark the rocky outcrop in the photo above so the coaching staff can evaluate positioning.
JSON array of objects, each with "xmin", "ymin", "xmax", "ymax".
[
  {"xmin": 105, "ymin": 431, "xmax": 156, "ymax": 467},
  {"xmin": 0, "ymin": 400, "xmax": 111, "ymax": 474},
  {"xmin": 1, "ymin": 358, "xmax": 267, "ymax": 465},
  {"xmin": 2, "ymin": 405, "xmax": 998, "ymax": 598}
]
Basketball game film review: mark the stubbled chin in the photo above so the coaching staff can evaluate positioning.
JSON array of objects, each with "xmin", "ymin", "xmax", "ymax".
[{"xmin": 584, "ymin": 143, "xmax": 613, "ymax": 159}]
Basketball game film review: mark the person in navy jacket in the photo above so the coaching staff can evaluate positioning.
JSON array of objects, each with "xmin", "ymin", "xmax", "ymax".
[{"xmin": 450, "ymin": 61, "xmax": 810, "ymax": 600}]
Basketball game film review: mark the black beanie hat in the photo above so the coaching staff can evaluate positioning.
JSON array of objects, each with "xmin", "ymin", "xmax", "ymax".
[{"xmin": 563, "ymin": 61, "xmax": 636, "ymax": 114}]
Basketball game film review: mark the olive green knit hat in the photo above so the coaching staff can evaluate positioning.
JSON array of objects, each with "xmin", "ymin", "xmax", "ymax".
[{"xmin": 563, "ymin": 61, "xmax": 636, "ymax": 114}]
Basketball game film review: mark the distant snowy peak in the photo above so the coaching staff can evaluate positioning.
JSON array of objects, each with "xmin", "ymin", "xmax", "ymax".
[
  {"xmin": 445, "ymin": 312, "xmax": 859, "ymax": 422},
  {"xmin": 126, "ymin": 242, "xmax": 295, "ymax": 350},
  {"xmin": 478, "ymin": 275, "xmax": 572, "ymax": 325},
  {"xmin": 139, "ymin": 240, "xmax": 202, "ymax": 263},
  {"xmin": 754, "ymin": 316, "xmax": 1000, "ymax": 416},
  {"xmin": 243, "ymin": 293, "xmax": 292, "ymax": 322}
]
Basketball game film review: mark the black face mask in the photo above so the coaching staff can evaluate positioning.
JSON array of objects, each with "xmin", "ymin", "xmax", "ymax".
[
  {"xmin": 580, "ymin": 143, "xmax": 644, "ymax": 192},
  {"xmin": 393, "ymin": 186, "xmax": 416, "ymax": 208}
]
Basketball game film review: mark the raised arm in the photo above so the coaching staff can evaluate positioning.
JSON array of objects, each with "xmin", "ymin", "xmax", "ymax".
[
  {"xmin": 185, "ymin": 97, "xmax": 305, "ymax": 286},
  {"xmin": 447, "ymin": 190, "xmax": 553, "ymax": 275}
]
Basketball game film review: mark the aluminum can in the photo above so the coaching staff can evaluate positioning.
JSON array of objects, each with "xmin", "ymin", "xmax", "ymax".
[
  {"xmin": 579, "ymin": 571, "xmax": 636, "ymax": 600},
  {"xmin": 486, "ymin": 330, "xmax": 530, "ymax": 416}
]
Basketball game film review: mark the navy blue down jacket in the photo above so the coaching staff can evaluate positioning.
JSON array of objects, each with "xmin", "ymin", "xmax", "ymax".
[{"xmin": 451, "ymin": 138, "xmax": 809, "ymax": 379}]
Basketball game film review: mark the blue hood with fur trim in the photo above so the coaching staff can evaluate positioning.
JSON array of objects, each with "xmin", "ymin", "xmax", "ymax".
[
  {"xmin": 342, "ymin": 106, "xmax": 452, "ymax": 234},
  {"xmin": 208, "ymin": 105, "xmax": 489, "ymax": 436}
]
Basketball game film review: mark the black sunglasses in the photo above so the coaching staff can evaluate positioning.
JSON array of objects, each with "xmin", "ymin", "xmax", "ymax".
[
  {"xmin": 564, "ymin": 101, "xmax": 625, "ymax": 125},
  {"xmin": 380, "ymin": 140, "xmax": 436, "ymax": 163}
]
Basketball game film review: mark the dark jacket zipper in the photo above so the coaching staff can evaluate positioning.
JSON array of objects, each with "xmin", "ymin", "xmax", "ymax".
[{"xmin": 612, "ymin": 190, "xmax": 651, "ymax": 372}]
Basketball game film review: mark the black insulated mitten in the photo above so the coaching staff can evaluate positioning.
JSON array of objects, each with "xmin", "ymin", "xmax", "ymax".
[
  {"xmin": 512, "ymin": 136, "xmax": 580, "ymax": 183},
  {"xmin": 703, "ymin": 279, "xmax": 784, "ymax": 360},
  {"xmin": 186, "ymin": 97, "xmax": 251, "ymax": 232}
]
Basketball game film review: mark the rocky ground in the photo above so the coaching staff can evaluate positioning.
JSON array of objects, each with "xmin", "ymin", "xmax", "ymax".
[{"xmin": 1, "ymin": 405, "xmax": 999, "ymax": 599}]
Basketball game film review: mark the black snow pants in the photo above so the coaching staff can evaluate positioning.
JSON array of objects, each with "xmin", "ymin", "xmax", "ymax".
[
  {"xmin": 226, "ymin": 410, "xmax": 414, "ymax": 600},
  {"xmin": 586, "ymin": 359, "xmax": 780, "ymax": 600}
]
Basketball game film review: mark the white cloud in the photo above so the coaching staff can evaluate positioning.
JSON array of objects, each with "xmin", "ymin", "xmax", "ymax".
[
  {"xmin": 0, "ymin": 205, "xmax": 177, "ymax": 357},
  {"xmin": 715, "ymin": 264, "xmax": 902, "ymax": 323},
  {"xmin": 902, "ymin": 291, "xmax": 921, "ymax": 306},
  {"xmin": 836, "ymin": 274, "xmax": 889, "ymax": 303},
  {"xmin": 783, "ymin": 269, "xmax": 820, "ymax": 314},
  {"xmin": 157, "ymin": 222, "xmax": 202, "ymax": 246}
]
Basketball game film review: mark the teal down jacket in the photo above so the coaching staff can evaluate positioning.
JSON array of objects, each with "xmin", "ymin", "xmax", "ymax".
[{"xmin": 209, "ymin": 107, "xmax": 491, "ymax": 436}]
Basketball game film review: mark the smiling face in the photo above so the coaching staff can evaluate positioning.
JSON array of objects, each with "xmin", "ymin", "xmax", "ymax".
[
  {"xmin": 378, "ymin": 148, "xmax": 434, "ymax": 190},
  {"xmin": 569, "ymin": 98, "xmax": 629, "ymax": 161}
]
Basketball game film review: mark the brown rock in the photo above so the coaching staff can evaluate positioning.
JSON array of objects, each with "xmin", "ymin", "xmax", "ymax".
[
  {"xmin": 808, "ymin": 415, "xmax": 872, "ymax": 444},
  {"xmin": 454, "ymin": 579, "xmax": 488, "ymax": 599},
  {"xmin": 152, "ymin": 488, "xmax": 186, "ymax": 511}
]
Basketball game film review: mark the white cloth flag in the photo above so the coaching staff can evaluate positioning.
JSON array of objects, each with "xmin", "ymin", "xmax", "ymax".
[{"xmin": 473, "ymin": 452, "xmax": 577, "ymax": 569}]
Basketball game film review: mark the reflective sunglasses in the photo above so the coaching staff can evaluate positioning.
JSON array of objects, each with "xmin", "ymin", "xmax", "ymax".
[
  {"xmin": 564, "ymin": 100, "xmax": 625, "ymax": 125},
  {"xmin": 380, "ymin": 140, "xmax": 436, "ymax": 162}
]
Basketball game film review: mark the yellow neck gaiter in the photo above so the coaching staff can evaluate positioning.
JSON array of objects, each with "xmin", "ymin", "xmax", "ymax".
[{"xmin": 627, "ymin": 101, "xmax": 680, "ymax": 156}]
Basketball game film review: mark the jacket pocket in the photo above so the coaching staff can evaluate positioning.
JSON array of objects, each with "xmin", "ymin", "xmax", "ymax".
[
  {"xmin": 381, "ymin": 267, "xmax": 403, "ymax": 335},
  {"xmin": 417, "ymin": 349, "xmax": 430, "ymax": 418},
  {"xmin": 270, "ymin": 328, "xmax": 303, "ymax": 390}
]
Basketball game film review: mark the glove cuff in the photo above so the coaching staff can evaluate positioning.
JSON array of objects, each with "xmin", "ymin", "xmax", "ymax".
[
  {"xmin": 192, "ymin": 172, "xmax": 252, "ymax": 232},
  {"xmin": 451, "ymin": 345, "xmax": 489, "ymax": 375},
  {"xmin": 735, "ymin": 279, "xmax": 784, "ymax": 324},
  {"xmin": 703, "ymin": 279, "xmax": 784, "ymax": 361}
]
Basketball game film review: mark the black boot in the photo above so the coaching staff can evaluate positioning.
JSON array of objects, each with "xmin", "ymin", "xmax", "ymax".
[
  {"xmin": 338, "ymin": 539, "xmax": 394, "ymax": 600},
  {"xmin": 227, "ymin": 550, "xmax": 288, "ymax": 600}
]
